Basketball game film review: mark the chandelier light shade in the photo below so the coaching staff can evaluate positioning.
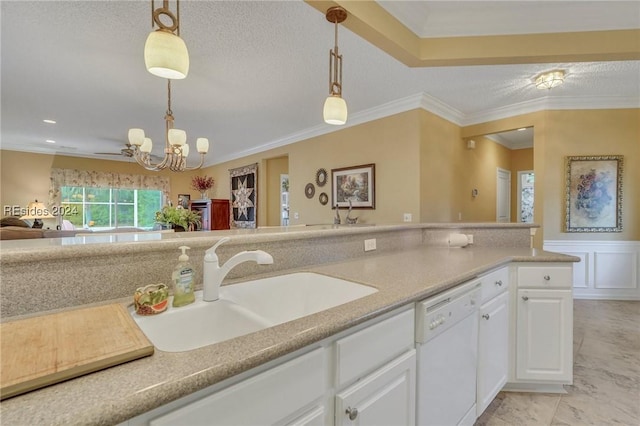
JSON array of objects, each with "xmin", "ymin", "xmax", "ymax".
[
  {"xmin": 323, "ymin": 6, "xmax": 348, "ymax": 126},
  {"xmin": 534, "ymin": 69, "xmax": 565, "ymax": 90},
  {"xmin": 128, "ymin": 80, "xmax": 209, "ymax": 172},
  {"xmin": 144, "ymin": 0, "xmax": 189, "ymax": 79}
]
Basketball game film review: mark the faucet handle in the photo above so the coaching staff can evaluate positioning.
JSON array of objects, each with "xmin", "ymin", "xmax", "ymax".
[{"xmin": 204, "ymin": 237, "xmax": 231, "ymax": 263}]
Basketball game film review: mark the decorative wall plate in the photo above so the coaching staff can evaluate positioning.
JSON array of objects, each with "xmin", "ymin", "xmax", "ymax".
[
  {"xmin": 315, "ymin": 168, "xmax": 328, "ymax": 187},
  {"xmin": 305, "ymin": 183, "xmax": 315, "ymax": 199},
  {"xmin": 319, "ymin": 192, "xmax": 328, "ymax": 205}
]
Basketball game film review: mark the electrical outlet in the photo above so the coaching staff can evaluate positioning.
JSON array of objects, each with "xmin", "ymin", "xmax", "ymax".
[
  {"xmin": 458, "ymin": 212, "xmax": 462, "ymax": 221},
  {"xmin": 403, "ymin": 213, "xmax": 412, "ymax": 222},
  {"xmin": 293, "ymin": 212, "xmax": 299, "ymax": 220},
  {"xmin": 364, "ymin": 238, "xmax": 377, "ymax": 251},
  {"xmin": 466, "ymin": 234, "xmax": 474, "ymax": 244}
]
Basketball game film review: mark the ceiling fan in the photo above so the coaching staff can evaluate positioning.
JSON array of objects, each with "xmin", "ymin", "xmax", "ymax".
[{"xmin": 94, "ymin": 143, "xmax": 135, "ymax": 158}]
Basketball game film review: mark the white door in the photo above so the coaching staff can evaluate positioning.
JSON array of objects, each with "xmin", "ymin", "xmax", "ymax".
[
  {"xmin": 477, "ymin": 292, "xmax": 509, "ymax": 416},
  {"xmin": 496, "ymin": 168, "xmax": 511, "ymax": 222},
  {"xmin": 336, "ymin": 350, "xmax": 416, "ymax": 426},
  {"xmin": 516, "ymin": 289, "xmax": 573, "ymax": 382}
]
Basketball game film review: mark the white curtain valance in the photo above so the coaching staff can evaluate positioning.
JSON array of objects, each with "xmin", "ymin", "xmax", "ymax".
[{"xmin": 49, "ymin": 168, "xmax": 171, "ymax": 207}]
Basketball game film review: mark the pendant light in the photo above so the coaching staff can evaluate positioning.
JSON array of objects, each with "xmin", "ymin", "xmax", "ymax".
[
  {"xmin": 144, "ymin": 0, "xmax": 189, "ymax": 80},
  {"xmin": 323, "ymin": 7, "xmax": 348, "ymax": 126}
]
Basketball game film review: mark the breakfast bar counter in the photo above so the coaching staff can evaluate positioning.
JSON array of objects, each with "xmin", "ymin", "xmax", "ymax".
[{"xmin": 0, "ymin": 223, "xmax": 577, "ymax": 425}]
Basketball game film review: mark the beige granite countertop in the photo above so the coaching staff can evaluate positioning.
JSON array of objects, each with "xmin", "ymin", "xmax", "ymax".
[{"xmin": 0, "ymin": 245, "xmax": 576, "ymax": 425}]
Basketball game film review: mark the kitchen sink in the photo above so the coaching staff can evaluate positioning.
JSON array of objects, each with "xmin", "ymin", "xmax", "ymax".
[{"xmin": 131, "ymin": 272, "xmax": 377, "ymax": 352}]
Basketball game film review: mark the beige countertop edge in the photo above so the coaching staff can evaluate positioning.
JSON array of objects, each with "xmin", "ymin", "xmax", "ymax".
[
  {"xmin": 0, "ymin": 222, "xmax": 537, "ymax": 263},
  {"xmin": 0, "ymin": 246, "xmax": 574, "ymax": 426}
]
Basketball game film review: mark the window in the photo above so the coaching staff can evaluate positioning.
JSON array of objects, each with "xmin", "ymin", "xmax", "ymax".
[{"xmin": 60, "ymin": 186, "xmax": 162, "ymax": 230}]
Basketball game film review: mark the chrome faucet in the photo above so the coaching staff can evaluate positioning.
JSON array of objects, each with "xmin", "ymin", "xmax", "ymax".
[{"xmin": 203, "ymin": 237, "xmax": 274, "ymax": 302}]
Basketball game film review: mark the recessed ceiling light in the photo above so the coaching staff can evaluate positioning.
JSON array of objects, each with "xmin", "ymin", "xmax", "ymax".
[
  {"xmin": 43, "ymin": 119, "xmax": 56, "ymax": 124},
  {"xmin": 45, "ymin": 139, "xmax": 56, "ymax": 143}
]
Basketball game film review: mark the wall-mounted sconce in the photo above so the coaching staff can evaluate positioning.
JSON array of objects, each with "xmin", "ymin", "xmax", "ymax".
[
  {"xmin": 467, "ymin": 140, "xmax": 476, "ymax": 150},
  {"xmin": 471, "ymin": 189, "xmax": 479, "ymax": 198}
]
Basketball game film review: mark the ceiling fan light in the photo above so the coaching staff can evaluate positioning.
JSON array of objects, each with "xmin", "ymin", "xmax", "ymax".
[
  {"xmin": 196, "ymin": 138, "xmax": 209, "ymax": 154},
  {"xmin": 534, "ymin": 70, "xmax": 565, "ymax": 90},
  {"xmin": 140, "ymin": 137, "xmax": 153, "ymax": 153},
  {"xmin": 128, "ymin": 128, "xmax": 145, "ymax": 146},
  {"xmin": 323, "ymin": 95, "xmax": 347, "ymax": 125},
  {"xmin": 168, "ymin": 128, "xmax": 187, "ymax": 146},
  {"xmin": 144, "ymin": 30, "xmax": 190, "ymax": 80}
]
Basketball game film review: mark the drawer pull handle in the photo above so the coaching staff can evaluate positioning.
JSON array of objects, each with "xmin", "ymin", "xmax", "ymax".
[
  {"xmin": 495, "ymin": 280, "xmax": 503, "ymax": 286},
  {"xmin": 346, "ymin": 407, "xmax": 358, "ymax": 421},
  {"xmin": 544, "ymin": 275, "xmax": 551, "ymax": 281},
  {"xmin": 522, "ymin": 296, "xmax": 529, "ymax": 301},
  {"xmin": 482, "ymin": 314, "xmax": 490, "ymax": 320}
]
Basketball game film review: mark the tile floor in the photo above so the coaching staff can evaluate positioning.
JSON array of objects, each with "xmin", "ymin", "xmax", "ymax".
[{"xmin": 475, "ymin": 300, "xmax": 640, "ymax": 426}]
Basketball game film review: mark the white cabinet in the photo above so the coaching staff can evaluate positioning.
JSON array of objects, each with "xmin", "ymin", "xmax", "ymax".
[
  {"xmin": 477, "ymin": 291, "xmax": 509, "ymax": 415},
  {"xmin": 146, "ymin": 347, "xmax": 326, "ymax": 426},
  {"xmin": 509, "ymin": 263, "xmax": 573, "ymax": 388},
  {"xmin": 335, "ymin": 350, "xmax": 416, "ymax": 426},
  {"xmin": 128, "ymin": 307, "xmax": 415, "ymax": 426},
  {"xmin": 334, "ymin": 308, "xmax": 416, "ymax": 426},
  {"xmin": 516, "ymin": 288, "xmax": 572, "ymax": 382}
]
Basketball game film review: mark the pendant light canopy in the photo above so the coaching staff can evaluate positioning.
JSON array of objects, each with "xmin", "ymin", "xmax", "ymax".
[
  {"xmin": 144, "ymin": 0, "xmax": 189, "ymax": 80},
  {"xmin": 323, "ymin": 6, "xmax": 348, "ymax": 126}
]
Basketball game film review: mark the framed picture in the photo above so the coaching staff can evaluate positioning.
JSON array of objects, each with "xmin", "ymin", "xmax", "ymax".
[
  {"xmin": 230, "ymin": 163, "xmax": 258, "ymax": 228},
  {"xmin": 331, "ymin": 163, "xmax": 375, "ymax": 209},
  {"xmin": 565, "ymin": 155, "xmax": 623, "ymax": 232},
  {"xmin": 177, "ymin": 194, "xmax": 190, "ymax": 209}
]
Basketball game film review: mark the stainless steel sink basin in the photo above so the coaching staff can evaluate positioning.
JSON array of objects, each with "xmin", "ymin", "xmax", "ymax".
[{"xmin": 131, "ymin": 272, "xmax": 377, "ymax": 352}]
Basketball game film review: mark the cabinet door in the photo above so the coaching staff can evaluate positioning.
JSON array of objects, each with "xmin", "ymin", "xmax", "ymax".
[
  {"xmin": 335, "ymin": 350, "xmax": 416, "ymax": 426},
  {"xmin": 477, "ymin": 292, "xmax": 509, "ymax": 416},
  {"xmin": 516, "ymin": 289, "xmax": 572, "ymax": 382}
]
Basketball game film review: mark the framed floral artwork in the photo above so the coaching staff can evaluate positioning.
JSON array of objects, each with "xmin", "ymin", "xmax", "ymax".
[
  {"xmin": 565, "ymin": 155, "xmax": 623, "ymax": 232},
  {"xmin": 331, "ymin": 164, "xmax": 375, "ymax": 209}
]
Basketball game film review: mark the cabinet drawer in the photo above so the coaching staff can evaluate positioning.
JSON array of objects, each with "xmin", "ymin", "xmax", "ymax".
[
  {"xmin": 479, "ymin": 267, "xmax": 509, "ymax": 304},
  {"xmin": 335, "ymin": 308, "xmax": 414, "ymax": 388},
  {"xmin": 149, "ymin": 348, "xmax": 325, "ymax": 425},
  {"xmin": 518, "ymin": 266, "xmax": 572, "ymax": 288}
]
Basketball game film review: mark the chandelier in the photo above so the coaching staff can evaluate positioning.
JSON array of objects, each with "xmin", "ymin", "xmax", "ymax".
[
  {"xmin": 128, "ymin": 80, "xmax": 209, "ymax": 172},
  {"xmin": 323, "ymin": 6, "xmax": 348, "ymax": 126},
  {"xmin": 534, "ymin": 69, "xmax": 565, "ymax": 90}
]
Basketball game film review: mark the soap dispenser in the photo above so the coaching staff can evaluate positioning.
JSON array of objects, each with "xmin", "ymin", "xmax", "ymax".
[{"xmin": 172, "ymin": 245, "xmax": 195, "ymax": 307}]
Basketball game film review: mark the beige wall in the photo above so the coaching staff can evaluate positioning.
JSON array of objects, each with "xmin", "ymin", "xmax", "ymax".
[
  {"xmin": 203, "ymin": 110, "xmax": 422, "ymax": 226},
  {"xmin": 419, "ymin": 109, "xmax": 463, "ymax": 222},
  {"xmin": 4, "ymin": 108, "xmax": 635, "ymax": 243},
  {"xmin": 463, "ymin": 109, "xmax": 639, "ymax": 245},
  {"xmin": 0, "ymin": 151, "xmax": 197, "ymax": 227}
]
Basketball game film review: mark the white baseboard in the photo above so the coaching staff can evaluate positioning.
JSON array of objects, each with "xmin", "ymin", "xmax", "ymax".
[{"xmin": 544, "ymin": 240, "xmax": 639, "ymax": 301}]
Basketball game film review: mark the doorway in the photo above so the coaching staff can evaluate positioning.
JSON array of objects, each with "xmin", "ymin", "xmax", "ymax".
[
  {"xmin": 265, "ymin": 156, "xmax": 289, "ymax": 226},
  {"xmin": 496, "ymin": 168, "xmax": 511, "ymax": 222}
]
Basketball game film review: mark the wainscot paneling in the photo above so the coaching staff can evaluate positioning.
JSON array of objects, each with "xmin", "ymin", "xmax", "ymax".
[{"xmin": 544, "ymin": 241, "xmax": 639, "ymax": 300}]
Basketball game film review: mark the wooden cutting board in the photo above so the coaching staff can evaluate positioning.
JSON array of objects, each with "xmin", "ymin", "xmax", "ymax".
[{"xmin": 0, "ymin": 303, "xmax": 153, "ymax": 400}]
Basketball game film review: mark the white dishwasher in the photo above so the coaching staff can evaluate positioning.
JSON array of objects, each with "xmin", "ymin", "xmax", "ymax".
[{"xmin": 415, "ymin": 279, "xmax": 481, "ymax": 426}]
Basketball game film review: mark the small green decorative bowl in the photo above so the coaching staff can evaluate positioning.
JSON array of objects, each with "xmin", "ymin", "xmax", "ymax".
[{"xmin": 133, "ymin": 283, "xmax": 169, "ymax": 316}]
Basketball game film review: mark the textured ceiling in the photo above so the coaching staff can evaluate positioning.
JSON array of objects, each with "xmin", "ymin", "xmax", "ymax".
[{"xmin": 1, "ymin": 1, "xmax": 639, "ymax": 164}]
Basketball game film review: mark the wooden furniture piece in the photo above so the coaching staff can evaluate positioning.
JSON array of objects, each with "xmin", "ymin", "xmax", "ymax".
[{"xmin": 190, "ymin": 199, "xmax": 230, "ymax": 231}]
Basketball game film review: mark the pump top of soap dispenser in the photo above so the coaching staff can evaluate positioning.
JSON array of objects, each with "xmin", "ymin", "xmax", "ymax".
[{"xmin": 178, "ymin": 246, "xmax": 190, "ymax": 262}]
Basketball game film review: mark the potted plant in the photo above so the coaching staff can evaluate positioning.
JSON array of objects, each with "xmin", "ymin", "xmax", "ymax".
[
  {"xmin": 191, "ymin": 175, "xmax": 215, "ymax": 199},
  {"xmin": 154, "ymin": 206, "xmax": 202, "ymax": 231}
]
